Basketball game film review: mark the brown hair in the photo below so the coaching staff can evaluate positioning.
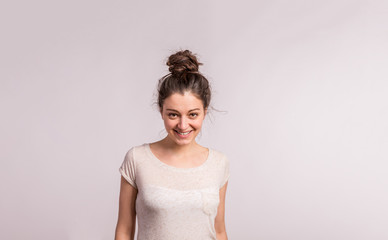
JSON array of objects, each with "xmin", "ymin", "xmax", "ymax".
[{"xmin": 157, "ymin": 50, "xmax": 211, "ymax": 112}]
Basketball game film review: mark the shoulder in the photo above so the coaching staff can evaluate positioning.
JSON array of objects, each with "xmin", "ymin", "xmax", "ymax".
[
  {"xmin": 208, "ymin": 147, "xmax": 230, "ymax": 188},
  {"xmin": 209, "ymin": 148, "xmax": 229, "ymax": 165},
  {"xmin": 124, "ymin": 143, "xmax": 149, "ymax": 164},
  {"xmin": 120, "ymin": 144, "xmax": 149, "ymax": 189}
]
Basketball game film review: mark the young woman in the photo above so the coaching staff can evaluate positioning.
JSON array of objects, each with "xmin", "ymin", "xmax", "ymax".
[{"xmin": 115, "ymin": 50, "xmax": 230, "ymax": 240}]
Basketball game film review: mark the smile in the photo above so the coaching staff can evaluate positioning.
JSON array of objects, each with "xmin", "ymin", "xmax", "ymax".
[{"xmin": 174, "ymin": 130, "xmax": 193, "ymax": 136}]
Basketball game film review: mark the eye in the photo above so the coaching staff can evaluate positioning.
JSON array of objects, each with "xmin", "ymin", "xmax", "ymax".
[
  {"xmin": 189, "ymin": 113, "xmax": 199, "ymax": 118},
  {"xmin": 168, "ymin": 113, "xmax": 178, "ymax": 118}
]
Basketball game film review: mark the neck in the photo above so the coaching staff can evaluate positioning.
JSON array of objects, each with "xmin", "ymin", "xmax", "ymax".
[{"xmin": 159, "ymin": 137, "xmax": 199, "ymax": 154}]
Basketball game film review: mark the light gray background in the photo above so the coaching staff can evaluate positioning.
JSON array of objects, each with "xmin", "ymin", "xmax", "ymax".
[{"xmin": 1, "ymin": 0, "xmax": 387, "ymax": 239}]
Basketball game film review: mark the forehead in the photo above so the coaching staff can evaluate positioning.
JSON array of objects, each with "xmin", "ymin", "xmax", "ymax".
[{"xmin": 163, "ymin": 92, "xmax": 203, "ymax": 111}]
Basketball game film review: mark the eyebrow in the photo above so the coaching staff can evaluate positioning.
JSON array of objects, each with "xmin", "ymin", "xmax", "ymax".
[{"xmin": 166, "ymin": 108, "xmax": 200, "ymax": 113}]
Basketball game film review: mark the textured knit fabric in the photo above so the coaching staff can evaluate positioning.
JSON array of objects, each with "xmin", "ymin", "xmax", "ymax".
[{"xmin": 119, "ymin": 143, "xmax": 230, "ymax": 240}]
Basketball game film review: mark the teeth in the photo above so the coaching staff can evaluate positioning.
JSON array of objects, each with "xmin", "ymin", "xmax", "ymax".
[{"xmin": 177, "ymin": 131, "xmax": 191, "ymax": 135}]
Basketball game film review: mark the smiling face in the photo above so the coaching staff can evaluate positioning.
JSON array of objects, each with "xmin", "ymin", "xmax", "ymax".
[{"xmin": 161, "ymin": 91, "xmax": 207, "ymax": 146}]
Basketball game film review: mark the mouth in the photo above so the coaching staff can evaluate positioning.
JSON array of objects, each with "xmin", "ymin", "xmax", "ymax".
[{"xmin": 173, "ymin": 129, "xmax": 193, "ymax": 138}]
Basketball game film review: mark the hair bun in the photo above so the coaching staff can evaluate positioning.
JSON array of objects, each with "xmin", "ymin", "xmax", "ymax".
[{"xmin": 167, "ymin": 50, "xmax": 202, "ymax": 76}]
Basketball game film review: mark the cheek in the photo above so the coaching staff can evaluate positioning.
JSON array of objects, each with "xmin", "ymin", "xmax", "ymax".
[
  {"xmin": 192, "ymin": 119, "xmax": 205, "ymax": 128},
  {"xmin": 163, "ymin": 119, "xmax": 176, "ymax": 129}
]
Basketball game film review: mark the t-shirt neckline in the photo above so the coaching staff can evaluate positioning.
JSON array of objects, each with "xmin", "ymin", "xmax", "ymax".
[{"xmin": 144, "ymin": 143, "xmax": 212, "ymax": 172}]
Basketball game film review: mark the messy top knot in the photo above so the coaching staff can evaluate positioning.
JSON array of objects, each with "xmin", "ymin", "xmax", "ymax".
[
  {"xmin": 157, "ymin": 50, "xmax": 211, "ymax": 112},
  {"xmin": 167, "ymin": 50, "xmax": 202, "ymax": 76}
]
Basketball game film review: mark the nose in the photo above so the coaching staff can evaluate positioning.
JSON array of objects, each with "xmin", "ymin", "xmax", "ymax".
[{"xmin": 178, "ymin": 116, "xmax": 189, "ymax": 130}]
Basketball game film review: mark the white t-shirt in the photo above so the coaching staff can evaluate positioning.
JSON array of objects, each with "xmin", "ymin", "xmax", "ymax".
[{"xmin": 119, "ymin": 143, "xmax": 230, "ymax": 240}]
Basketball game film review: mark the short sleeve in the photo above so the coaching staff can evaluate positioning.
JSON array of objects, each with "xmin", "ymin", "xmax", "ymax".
[
  {"xmin": 219, "ymin": 155, "xmax": 230, "ymax": 189},
  {"xmin": 119, "ymin": 147, "xmax": 137, "ymax": 189}
]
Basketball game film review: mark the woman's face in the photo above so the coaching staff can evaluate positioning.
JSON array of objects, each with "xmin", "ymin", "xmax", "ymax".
[{"xmin": 161, "ymin": 91, "xmax": 207, "ymax": 146}]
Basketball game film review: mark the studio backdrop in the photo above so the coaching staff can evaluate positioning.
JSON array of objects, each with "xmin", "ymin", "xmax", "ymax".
[{"xmin": 0, "ymin": 0, "xmax": 387, "ymax": 239}]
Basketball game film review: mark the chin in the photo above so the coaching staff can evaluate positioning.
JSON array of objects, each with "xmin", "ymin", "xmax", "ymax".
[
  {"xmin": 174, "ymin": 140, "xmax": 192, "ymax": 146},
  {"xmin": 168, "ymin": 131, "xmax": 197, "ymax": 145},
  {"xmin": 172, "ymin": 137, "xmax": 194, "ymax": 145}
]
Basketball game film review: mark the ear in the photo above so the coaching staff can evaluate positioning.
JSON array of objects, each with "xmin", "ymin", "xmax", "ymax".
[{"xmin": 204, "ymin": 108, "xmax": 208, "ymax": 118}]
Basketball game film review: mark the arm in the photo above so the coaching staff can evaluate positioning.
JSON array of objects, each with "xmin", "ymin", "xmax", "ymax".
[
  {"xmin": 214, "ymin": 181, "xmax": 228, "ymax": 240},
  {"xmin": 115, "ymin": 176, "xmax": 138, "ymax": 240}
]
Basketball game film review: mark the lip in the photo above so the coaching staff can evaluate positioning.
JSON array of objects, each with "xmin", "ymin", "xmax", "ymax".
[{"xmin": 173, "ymin": 129, "xmax": 193, "ymax": 139}]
